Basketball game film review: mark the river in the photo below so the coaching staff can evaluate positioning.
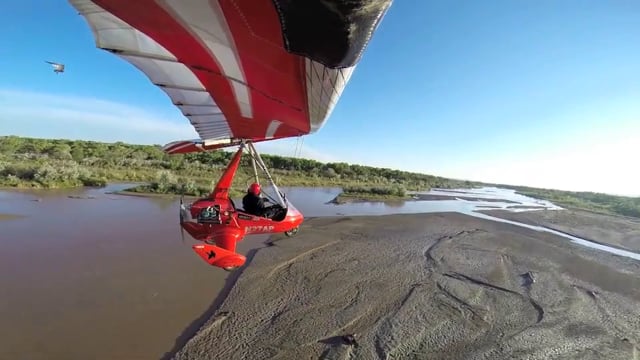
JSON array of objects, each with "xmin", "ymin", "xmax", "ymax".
[{"xmin": 0, "ymin": 183, "xmax": 637, "ymax": 360}]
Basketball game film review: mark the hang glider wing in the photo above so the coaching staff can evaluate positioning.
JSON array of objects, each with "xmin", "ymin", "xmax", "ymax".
[
  {"xmin": 45, "ymin": 61, "xmax": 65, "ymax": 73},
  {"xmin": 69, "ymin": 0, "xmax": 392, "ymax": 152}
]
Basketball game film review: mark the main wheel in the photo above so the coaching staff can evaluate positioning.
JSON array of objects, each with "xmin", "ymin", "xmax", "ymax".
[{"xmin": 284, "ymin": 227, "xmax": 299, "ymax": 237}]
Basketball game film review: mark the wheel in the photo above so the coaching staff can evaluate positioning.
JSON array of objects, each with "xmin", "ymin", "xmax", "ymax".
[
  {"xmin": 284, "ymin": 227, "xmax": 299, "ymax": 237},
  {"xmin": 223, "ymin": 266, "xmax": 239, "ymax": 272}
]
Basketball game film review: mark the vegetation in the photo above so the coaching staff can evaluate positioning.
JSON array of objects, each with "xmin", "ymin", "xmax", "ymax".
[
  {"xmin": 2, "ymin": 136, "xmax": 638, "ymax": 218},
  {"xmin": 498, "ymin": 185, "xmax": 640, "ymax": 218},
  {"xmin": 330, "ymin": 185, "xmax": 411, "ymax": 203},
  {"xmin": 0, "ymin": 136, "xmax": 477, "ymax": 199}
]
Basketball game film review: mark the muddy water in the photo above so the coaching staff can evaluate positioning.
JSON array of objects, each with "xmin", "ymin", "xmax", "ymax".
[
  {"xmin": 0, "ymin": 184, "xmax": 635, "ymax": 360},
  {"xmin": 0, "ymin": 184, "xmax": 266, "ymax": 360}
]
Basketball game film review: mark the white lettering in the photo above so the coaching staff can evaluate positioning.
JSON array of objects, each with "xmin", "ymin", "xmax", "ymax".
[{"xmin": 244, "ymin": 225, "xmax": 275, "ymax": 233}]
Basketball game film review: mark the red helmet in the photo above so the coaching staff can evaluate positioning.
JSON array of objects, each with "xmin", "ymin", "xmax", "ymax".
[{"xmin": 249, "ymin": 183, "xmax": 261, "ymax": 195}]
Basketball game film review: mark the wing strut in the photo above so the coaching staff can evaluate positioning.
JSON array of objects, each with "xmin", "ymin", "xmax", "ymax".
[
  {"xmin": 246, "ymin": 141, "xmax": 287, "ymax": 209},
  {"xmin": 250, "ymin": 147, "xmax": 260, "ymax": 186}
]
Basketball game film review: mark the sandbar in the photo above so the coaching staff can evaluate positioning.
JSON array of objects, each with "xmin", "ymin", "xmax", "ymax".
[{"xmin": 172, "ymin": 212, "xmax": 640, "ymax": 359}]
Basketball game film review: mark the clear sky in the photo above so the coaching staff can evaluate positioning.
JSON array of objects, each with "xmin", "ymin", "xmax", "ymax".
[{"xmin": 1, "ymin": 1, "xmax": 639, "ymax": 196}]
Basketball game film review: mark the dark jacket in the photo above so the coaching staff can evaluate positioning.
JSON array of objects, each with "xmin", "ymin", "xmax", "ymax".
[{"xmin": 242, "ymin": 192, "xmax": 265, "ymax": 215}]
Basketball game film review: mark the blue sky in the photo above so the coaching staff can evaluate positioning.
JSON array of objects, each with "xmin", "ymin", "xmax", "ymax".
[{"xmin": 1, "ymin": 1, "xmax": 639, "ymax": 196}]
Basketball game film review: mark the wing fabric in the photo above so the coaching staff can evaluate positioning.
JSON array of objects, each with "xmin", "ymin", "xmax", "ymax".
[{"xmin": 69, "ymin": 0, "xmax": 392, "ymax": 151}]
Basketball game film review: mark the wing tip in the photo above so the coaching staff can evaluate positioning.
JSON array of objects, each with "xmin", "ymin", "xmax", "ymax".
[
  {"xmin": 162, "ymin": 139, "xmax": 203, "ymax": 154},
  {"xmin": 162, "ymin": 137, "xmax": 240, "ymax": 154}
]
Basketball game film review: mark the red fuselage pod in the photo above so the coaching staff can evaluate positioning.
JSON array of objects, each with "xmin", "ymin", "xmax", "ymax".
[
  {"xmin": 178, "ymin": 145, "xmax": 304, "ymax": 271},
  {"xmin": 182, "ymin": 197, "xmax": 304, "ymax": 241}
]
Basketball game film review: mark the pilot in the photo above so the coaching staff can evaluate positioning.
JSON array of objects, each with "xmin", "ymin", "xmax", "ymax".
[{"xmin": 242, "ymin": 183, "xmax": 269, "ymax": 217}]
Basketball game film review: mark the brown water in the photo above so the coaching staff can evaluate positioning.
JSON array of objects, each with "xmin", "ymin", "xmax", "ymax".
[{"xmin": 0, "ymin": 184, "xmax": 269, "ymax": 360}]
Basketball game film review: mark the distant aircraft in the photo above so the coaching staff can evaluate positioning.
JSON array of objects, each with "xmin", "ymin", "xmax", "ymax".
[{"xmin": 45, "ymin": 61, "xmax": 65, "ymax": 74}]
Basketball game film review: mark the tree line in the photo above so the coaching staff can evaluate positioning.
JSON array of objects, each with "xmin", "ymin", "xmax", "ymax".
[
  {"xmin": 0, "ymin": 135, "xmax": 478, "ymax": 193},
  {"xmin": 2, "ymin": 136, "xmax": 638, "ymax": 218}
]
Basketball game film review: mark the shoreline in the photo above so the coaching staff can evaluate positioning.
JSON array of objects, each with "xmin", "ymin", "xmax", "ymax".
[
  {"xmin": 110, "ymin": 190, "xmax": 188, "ymax": 199},
  {"xmin": 3, "ymin": 183, "xmax": 638, "ymax": 221},
  {"xmin": 114, "ymin": 187, "xmax": 413, "ymax": 205},
  {"xmin": 115, "ymin": 186, "xmax": 508, "ymax": 205},
  {"xmin": 415, "ymin": 193, "xmax": 520, "ymax": 203},
  {"xmin": 327, "ymin": 193, "xmax": 412, "ymax": 204},
  {"xmin": 160, "ymin": 234, "xmax": 271, "ymax": 360}
]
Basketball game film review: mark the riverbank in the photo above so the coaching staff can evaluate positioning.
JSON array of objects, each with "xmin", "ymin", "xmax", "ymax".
[
  {"xmin": 171, "ymin": 211, "xmax": 640, "ymax": 360},
  {"xmin": 326, "ymin": 192, "xmax": 413, "ymax": 204}
]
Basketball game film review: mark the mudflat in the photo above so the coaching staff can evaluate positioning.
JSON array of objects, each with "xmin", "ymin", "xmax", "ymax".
[
  {"xmin": 481, "ymin": 209, "xmax": 640, "ymax": 253},
  {"xmin": 173, "ymin": 212, "xmax": 640, "ymax": 360}
]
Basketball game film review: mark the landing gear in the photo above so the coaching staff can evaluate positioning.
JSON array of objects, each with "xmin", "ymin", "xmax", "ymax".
[{"xmin": 284, "ymin": 227, "xmax": 299, "ymax": 237}]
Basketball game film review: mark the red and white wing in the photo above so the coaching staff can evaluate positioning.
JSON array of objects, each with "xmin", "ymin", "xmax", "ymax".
[{"xmin": 69, "ymin": 0, "xmax": 392, "ymax": 152}]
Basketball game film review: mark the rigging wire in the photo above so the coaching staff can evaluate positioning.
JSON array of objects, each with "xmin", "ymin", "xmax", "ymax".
[
  {"xmin": 292, "ymin": 134, "xmax": 304, "ymax": 158},
  {"xmin": 296, "ymin": 136, "xmax": 304, "ymax": 158},
  {"xmin": 292, "ymin": 136, "xmax": 300, "ymax": 158},
  {"xmin": 245, "ymin": 146, "xmax": 280, "ymax": 205}
]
